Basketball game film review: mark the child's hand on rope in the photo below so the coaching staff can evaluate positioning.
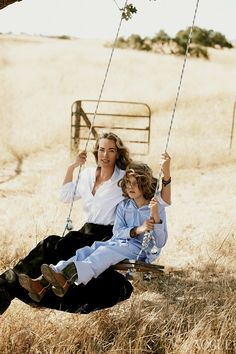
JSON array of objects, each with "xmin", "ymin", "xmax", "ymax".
[{"xmin": 136, "ymin": 219, "xmax": 155, "ymax": 235}]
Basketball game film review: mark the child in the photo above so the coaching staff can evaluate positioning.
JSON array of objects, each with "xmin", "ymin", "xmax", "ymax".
[{"xmin": 19, "ymin": 161, "xmax": 169, "ymax": 300}]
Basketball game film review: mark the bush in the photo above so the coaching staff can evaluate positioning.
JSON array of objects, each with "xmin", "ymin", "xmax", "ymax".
[
  {"xmin": 127, "ymin": 34, "xmax": 143, "ymax": 50},
  {"xmin": 115, "ymin": 37, "xmax": 128, "ymax": 49},
  {"xmin": 152, "ymin": 30, "xmax": 171, "ymax": 44},
  {"xmin": 174, "ymin": 27, "xmax": 233, "ymax": 49},
  {"xmin": 210, "ymin": 31, "xmax": 233, "ymax": 48},
  {"xmin": 111, "ymin": 26, "xmax": 232, "ymax": 59},
  {"xmin": 189, "ymin": 45, "xmax": 209, "ymax": 59}
]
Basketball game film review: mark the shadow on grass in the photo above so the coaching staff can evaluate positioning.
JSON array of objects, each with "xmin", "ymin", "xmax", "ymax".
[{"xmin": 0, "ymin": 157, "xmax": 22, "ymax": 185}]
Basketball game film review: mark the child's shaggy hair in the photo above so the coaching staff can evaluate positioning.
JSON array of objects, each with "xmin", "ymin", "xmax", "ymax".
[{"xmin": 119, "ymin": 162, "xmax": 158, "ymax": 200}]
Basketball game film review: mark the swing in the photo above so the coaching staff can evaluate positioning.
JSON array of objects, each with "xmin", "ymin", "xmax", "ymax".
[
  {"xmin": 64, "ymin": 0, "xmax": 201, "ymax": 279},
  {"xmin": 112, "ymin": 259, "xmax": 164, "ymax": 274}
]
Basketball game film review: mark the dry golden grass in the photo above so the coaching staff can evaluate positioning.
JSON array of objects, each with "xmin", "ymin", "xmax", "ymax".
[{"xmin": 0, "ymin": 34, "xmax": 236, "ymax": 353}]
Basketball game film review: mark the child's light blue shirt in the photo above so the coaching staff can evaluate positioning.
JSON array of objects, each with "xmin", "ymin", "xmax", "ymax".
[{"xmin": 111, "ymin": 194, "xmax": 168, "ymax": 262}]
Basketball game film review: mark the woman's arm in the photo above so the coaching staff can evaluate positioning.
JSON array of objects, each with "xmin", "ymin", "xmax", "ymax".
[
  {"xmin": 60, "ymin": 151, "xmax": 87, "ymax": 203},
  {"xmin": 63, "ymin": 151, "xmax": 87, "ymax": 185},
  {"xmin": 160, "ymin": 152, "xmax": 171, "ymax": 205}
]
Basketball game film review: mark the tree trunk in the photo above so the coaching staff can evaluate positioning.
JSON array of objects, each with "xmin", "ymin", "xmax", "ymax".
[{"xmin": 0, "ymin": 0, "xmax": 22, "ymax": 10}]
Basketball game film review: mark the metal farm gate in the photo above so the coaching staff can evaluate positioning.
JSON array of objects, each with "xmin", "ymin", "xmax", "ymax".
[{"xmin": 71, "ymin": 100, "xmax": 151, "ymax": 155}]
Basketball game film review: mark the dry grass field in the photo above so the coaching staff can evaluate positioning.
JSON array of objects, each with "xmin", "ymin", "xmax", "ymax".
[{"xmin": 0, "ymin": 34, "xmax": 236, "ymax": 353}]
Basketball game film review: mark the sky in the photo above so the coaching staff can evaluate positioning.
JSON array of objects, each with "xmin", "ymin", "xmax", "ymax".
[{"xmin": 0, "ymin": 0, "xmax": 235, "ymax": 41}]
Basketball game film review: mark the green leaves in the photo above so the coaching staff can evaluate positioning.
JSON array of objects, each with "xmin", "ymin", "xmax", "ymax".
[{"xmin": 122, "ymin": 3, "xmax": 137, "ymax": 21}]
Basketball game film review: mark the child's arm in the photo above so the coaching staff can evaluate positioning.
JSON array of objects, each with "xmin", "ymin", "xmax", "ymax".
[
  {"xmin": 130, "ymin": 201, "xmax": 162, "ymax": 238},
  {"xmin": 130, "ymin": 219, "xmax": 157, "ymax": 238},
  {"xmin": 150, "ymin": 198, "xmax": 168, "ymax": 248},
  {"xmin": 112, "ymin": 201, "xmax": 134, "ymax": 240},
  {"xmin": 112, "ymin": 201, "xmax": 156, "ymax": 240}
]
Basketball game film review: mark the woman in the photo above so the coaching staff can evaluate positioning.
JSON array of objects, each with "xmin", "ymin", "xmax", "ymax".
[{"xmin": 0, "ymin": 132, "xmax": 171, "ymax": 315}]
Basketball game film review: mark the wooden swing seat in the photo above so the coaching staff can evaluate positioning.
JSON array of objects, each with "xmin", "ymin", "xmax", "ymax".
[{"xmin": 112, "ymin": 259, "xmax": 164, "ymax": 274}]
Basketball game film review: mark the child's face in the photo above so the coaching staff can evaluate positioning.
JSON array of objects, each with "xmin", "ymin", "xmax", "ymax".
[{"xmin": 125, "ymin": 176, "xmax": 143, "ymax": 200}]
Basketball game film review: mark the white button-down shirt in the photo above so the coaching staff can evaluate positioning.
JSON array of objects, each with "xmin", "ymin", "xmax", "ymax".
[{"xmin": 60, "ymin": 165, "xmax": 125, "ymax": 225}]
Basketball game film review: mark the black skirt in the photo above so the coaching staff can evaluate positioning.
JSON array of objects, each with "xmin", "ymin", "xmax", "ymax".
[{"xmin": 0, "ymin": 222, "xmax": 133, "ymax": 314}]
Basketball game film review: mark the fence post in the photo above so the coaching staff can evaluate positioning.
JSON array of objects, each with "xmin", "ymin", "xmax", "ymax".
[{"xmin": 229, "ymin": 101, "xmax": 236, "ymax": 150}]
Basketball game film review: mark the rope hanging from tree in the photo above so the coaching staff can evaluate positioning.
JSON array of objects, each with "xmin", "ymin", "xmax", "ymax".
[
  {"xmin": 62, "ymin": 0, "xmax": 130, "ymax": 236},
  {"xmin": 137, "ymin": 0, "xmax": 201, "ymax": 261}
]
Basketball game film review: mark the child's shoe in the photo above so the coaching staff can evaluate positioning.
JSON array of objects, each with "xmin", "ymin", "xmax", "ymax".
[
  {"xmin": 18, "ymin": 274, "xmax": 50, "ymax": 302},
  {"xmin": 41, "ymin": 264, "xmax": 71, "ymax": 297}
]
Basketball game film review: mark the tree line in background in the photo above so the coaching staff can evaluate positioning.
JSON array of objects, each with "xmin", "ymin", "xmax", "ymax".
[{"xmin": 112, "ymin": 27, "xmax": 233, "ymax": 59}]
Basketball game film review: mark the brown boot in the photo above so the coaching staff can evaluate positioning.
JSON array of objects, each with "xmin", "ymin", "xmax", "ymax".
[
  {"xmin": 18, "ymin": 274, "xmax": 50, "ymax": 302},
  {"xmin": 41, "ymin": 264, "xmax": 71, "ymax": 297}
]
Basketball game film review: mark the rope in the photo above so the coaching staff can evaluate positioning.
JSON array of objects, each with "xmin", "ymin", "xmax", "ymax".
[
  {"xmin": 113, "ymin": 0, "xmax": 121, "ymax": 11},
  {"xmin": 163, "ymin": 0, "xmax": 200, "ymax": 156},
  {"xmin": 62, "ymin": 0, "xmax": 129, "ymax": 236},
  {"xmin": 153, "ymin": 0, "xmax": 201, "ymax": 192},
  {"xmin": 137, "ymin": 0, "xmax": 201, "ymax": 260}
]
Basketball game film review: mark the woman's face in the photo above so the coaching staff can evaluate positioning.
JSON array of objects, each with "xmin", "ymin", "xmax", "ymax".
[{"xmin": 97, "ymin": 138, "xmax": 118, "ymax": 168}]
